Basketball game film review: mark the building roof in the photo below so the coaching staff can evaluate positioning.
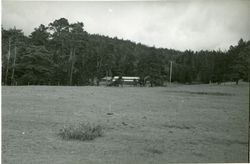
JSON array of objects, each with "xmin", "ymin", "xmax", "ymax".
[{"xmin": 113, "ymin": 76, "xmax": 139, "ymax": 80}]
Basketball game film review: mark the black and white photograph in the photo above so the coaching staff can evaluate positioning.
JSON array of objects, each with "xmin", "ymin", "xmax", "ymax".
[{"xmin": 1, "ymin": 0, "xmax": 250, "ymax": 163}]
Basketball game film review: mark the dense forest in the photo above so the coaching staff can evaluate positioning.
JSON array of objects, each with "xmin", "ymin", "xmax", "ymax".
[{"xmin": 2, "ymin": 18, "xmax": 249, "ymax": 86}]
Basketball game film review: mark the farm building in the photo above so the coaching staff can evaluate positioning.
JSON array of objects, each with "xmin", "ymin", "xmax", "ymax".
[
  {"xmin": 101, "ymin": 76, "xmax": 140, "ymax": 86},
  {"xmin": 112, "ymin": 76, "xmax": 139, "ymax": 82}
]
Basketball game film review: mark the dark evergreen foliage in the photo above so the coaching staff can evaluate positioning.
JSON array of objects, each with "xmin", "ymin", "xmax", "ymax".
[{"xmin": 2, "ymin": 18, "xmax": 249, "ymax": 86}]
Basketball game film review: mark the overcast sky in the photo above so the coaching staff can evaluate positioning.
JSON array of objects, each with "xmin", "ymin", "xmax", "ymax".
[{"xmin": 2, "ymin": 0, "xmax": 250, "ymax": 51}]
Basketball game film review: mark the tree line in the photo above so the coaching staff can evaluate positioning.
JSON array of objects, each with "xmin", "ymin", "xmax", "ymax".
[{"xmin": 2, "ymin": 18, "xmax": 249, "ymax": 86}]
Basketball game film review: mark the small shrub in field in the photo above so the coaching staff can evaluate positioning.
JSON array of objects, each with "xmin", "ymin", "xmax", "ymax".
[
  {"xmin": 58, "ymin": 123, "xmax": 103, "ymax": 141},
  {"xmin": 146, "ymin": 148, "xmax": 163, "ymax": 155}
]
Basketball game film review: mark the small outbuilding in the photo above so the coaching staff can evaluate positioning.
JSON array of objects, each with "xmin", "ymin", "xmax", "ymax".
[{"xmin": 102, "ymin": 76, "xmax": 140, "ymax": 86}]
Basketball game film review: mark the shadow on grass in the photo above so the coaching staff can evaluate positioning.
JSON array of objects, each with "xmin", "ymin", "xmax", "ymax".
[
  {"xmin": 167, "ymin": 91, "xmax": 234, "ymax": 96},
  {"xmin": 162, "ymin": 123, "xmax": 194, "ymax": 130},
  {"xmin": 145, "ymin": 148, "xmax": 163, "ymax": 155}
]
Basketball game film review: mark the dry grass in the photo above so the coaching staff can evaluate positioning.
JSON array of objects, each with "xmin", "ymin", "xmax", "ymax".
[{"xmin": 2, "ymin": 83, "xmax": 248, "ymax": 163}]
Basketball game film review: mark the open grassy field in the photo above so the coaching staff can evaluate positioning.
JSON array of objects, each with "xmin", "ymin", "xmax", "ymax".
[{"xmin": 2, "ymin": 83, "xmax": 249, "ymax": 163}]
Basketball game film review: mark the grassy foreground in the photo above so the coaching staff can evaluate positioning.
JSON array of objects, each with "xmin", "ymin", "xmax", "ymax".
[{"xmin": 2, "ymin": 83, "xmax": 249, "ymax": 163}]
